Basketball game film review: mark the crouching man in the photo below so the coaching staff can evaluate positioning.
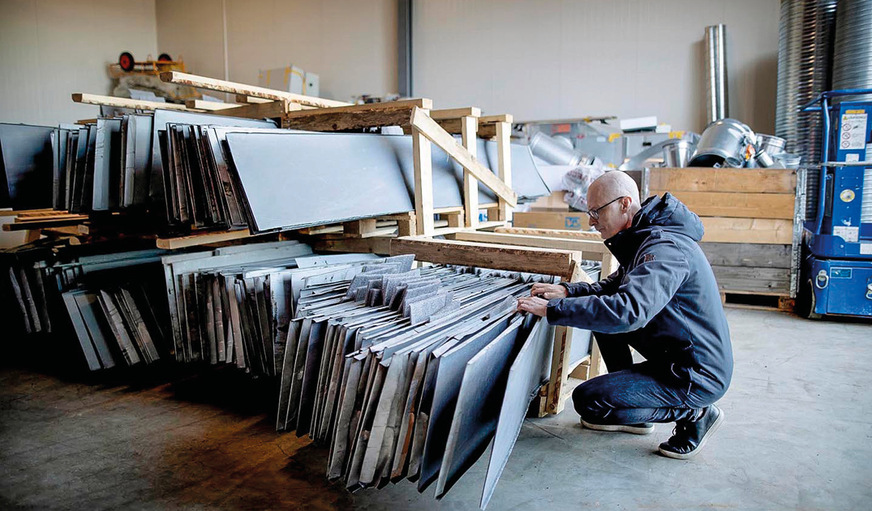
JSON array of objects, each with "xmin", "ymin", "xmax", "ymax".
[{"xmin": 517, "ymin": 171, "xmax": 732, "ymax": 459}]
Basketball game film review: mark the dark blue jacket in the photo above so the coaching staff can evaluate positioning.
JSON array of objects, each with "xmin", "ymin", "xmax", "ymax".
[{"xmin": 546, "ymin": 193, "xmax": 733, "ymax": 401}]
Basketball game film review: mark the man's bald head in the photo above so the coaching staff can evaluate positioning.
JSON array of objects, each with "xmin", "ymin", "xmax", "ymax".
[
  {"xmin": 586, "ymin": 171, "xmax": 642, "ymax": 239},
  {"xmin": 589, "ymin": 171, "xmax": 641, "ymax": 206}
]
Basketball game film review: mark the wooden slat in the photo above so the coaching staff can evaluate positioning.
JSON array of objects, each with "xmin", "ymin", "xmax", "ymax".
[
  {"xmin": 185, "ymin": 100, "xmax": 241, "ymax": 111},
  {"xmin": 495, "ymin": 121, "xmax": 512, "ymax": 221},
  {"xmin": 410, "ymin": 107, "xmax": 517, "ymax": 207},
  {"xmin": 390, "ymin": 237, "xmax": 576, "ymax": 278},
  {"xmin": 651, "ymin": 190, "xmax": 795, "ymax": 219},
  {"xmin": 72, "ymin": 93, "xmax": 194, "ymax": 112},
  {"xmin": 700, "ymin": 242, "xmax": 792, "ymax": 268},
  {"xmin": 0, "ymin": 208, "xmax": 55, "ymax": 217},
  {"xmin": 451, "ymin": 231, "xmax": 607, "ymax": 261},
  {"xmin": 428, "ymin": 107, "xmax": 481, "ymax": 120},
  {"xmin": 461, "ymin": 115, "xmax": 479, "ymax": 228},
  {"xmin": 547, "ymin": 255, "xmax": 591, "ymax": 414},
  {"xmin": 236, "ymin": 95, "xmax": 272, "ymax": 104},
  {"xmin": 155, "ymin": 229, "xmax": 252, "ymax": 249},
  {"xmin": 3, "ymin": 217, "xmax": 87, "ymax": 231},
  {"xmin": 161, "ymin": 71, "xmax": 349, "ymax": 108},
  {"xmin": 711, "ymin": 265, "xmax": 791, "ymax": 294},
  {"xmin": 701, "ymin": 217, "xmax": 793, "ymax": 244},
  {"xmin": 282, "ymin": 99, "xmax": 432, "ymax": 131},
  {"xmin": 311, "ymin": 236, "xmax": 392, "ymax": 255},
  {"xmin": 648, "ymin": 168, "xmax": 796, "ymax": 193},
  {"xmin": 413, "ymin": 130, "xmax": 435, "ymax": 235},
  {"xmin": 494, "ymin": 226, "xmax": 603, "ymax": 241}
]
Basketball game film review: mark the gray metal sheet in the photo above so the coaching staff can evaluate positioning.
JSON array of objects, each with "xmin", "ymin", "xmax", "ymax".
[
  {"xmin": 417, "ymin": 313, "xmax": 514, "ymax": 492},
  {"xmin": 0, "ymin": 123, "xmax": 55, "ymax": 210},
  {"xmin": 481, "ymin": 317, "xmax": 554, "ymax": 510},
  {"xmin": 436, "ymin": 317, "xmax": 524, "ymax": 498},
  {"xmin": 225, "ymin": 132, "xmax": 415, "ymax": 233},
  {"xmin": 92, "ymin": 118, "xmax": 122, "ymax": 211}
]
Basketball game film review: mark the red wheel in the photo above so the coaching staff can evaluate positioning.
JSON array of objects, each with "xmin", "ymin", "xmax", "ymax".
[
  {"xmin": 119, "ymin": 52, "xmax": 135, "ymax": 72},
  {"xmin": 158, "ymin": 53, "xmax": 172, "ymax": 62}
]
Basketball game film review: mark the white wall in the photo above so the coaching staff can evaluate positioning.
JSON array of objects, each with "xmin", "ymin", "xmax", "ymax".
[
  {"xmin": 412, "ymin": 0, "xmax": 779, "ymax": 134},
  {"xmin": 155, "ymin": 0, "xmax": 399, "ymax": 103},
  {"xmin": 0, "ymin": 0, "xmax": 158, "ymax": 126}
]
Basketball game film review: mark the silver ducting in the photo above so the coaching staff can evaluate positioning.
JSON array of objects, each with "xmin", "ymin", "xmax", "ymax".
[
  {"xmin": 529, "ymin": 132, "xmax": 595, "ymax": 166},
  {"xmin": 832, "ymin": 0, "xmax": 872, "ymax": 102},
  {"xmin": 775, "ymin": 0, "xmax": 837, "ymax": 219},
  {"xmin": 689, "ymin": 118, "xmax": 755, "ymax": 168},
  {"xmin": 704, "ymin": 24, "xmax": 729, "ymax": 124}
]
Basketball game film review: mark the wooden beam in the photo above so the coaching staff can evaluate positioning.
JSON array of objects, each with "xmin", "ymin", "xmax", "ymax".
[
  {"xmin": 494, "ymin": 226, "xmax": 603, "ymax": 241},
  {"xmin": 648, "ymin": 168, "xmax": 796, "ymax": 194},
  {"xmin": 311, "ymin": 237, "xmax": 392, "ymax": 255},
  {"xmin": 282, "ymin": 99, "xmax": 432, "ymax": 131},
  {"xmin": 225, "ymin": 100, "xmax": 295, "ymax": 119},
  {"xmin": 479, "ymin": 114, "xmax": 513, "ymax": 124},
  {"xmin": 495, "ymin": 121, "xmax": 512, "ymax": 221},
  {"xmin": 429, "ymin": 220, "xmax": 506, "ymax": 237},
  {"xmin": 185, "ymin": 100, "xmax": 242, "ymax": 111},
  {"xmin": 236, "ymin": 95, "xmax": 272, "ymax": 104},
  {"xmin": 413, "ymin": 130, "xmax": 435, "ymax": 235},
  {"xmin": 155, "ymin": 229, "xmax": 252, "ymax": 249},
  {"xmin": 72, "ymin": 93, "xmax": 194, "ymax": 112},
  {"xmin": 410, "ymin": 107, "xmax": 517, "ymax": 207},
  {"xmin": 430, "ymin": 107, "xmax": 481, "ymax": 120},
  {"xmin": 3, "ymin": 216, "xmax": 88, "ymax": 231},
  {"xmin": 547, "ymin": 254, "xmax": 591, "ymax": 414},
  {"xmin": 160, "ymin": 71, "xmax": 349, "ymax": 108},
  {"xmin": 452, "ymin": 231, "xmax": 608, "ymax": 259},
  {"xmin": 390, "ymin": 237, "xmax": 577, "ymax": 278},
  {"xmin": 461, "ymin": 115, "xmax": 479, "ymax": 228}
]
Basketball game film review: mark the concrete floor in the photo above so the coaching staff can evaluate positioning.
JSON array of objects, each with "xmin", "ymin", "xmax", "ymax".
[{"xmin": 1, "ymin": 308, "xmax": 870, "ymax": 511}]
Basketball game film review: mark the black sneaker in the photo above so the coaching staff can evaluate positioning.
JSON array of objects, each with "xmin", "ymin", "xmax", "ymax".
[
  {"xmin": 581, "ymin": 419, "xmax": 655, "ymax": 435},
  {"xmin": 658, "ymin": 405, "xmax": 724, "ymax": 460}
]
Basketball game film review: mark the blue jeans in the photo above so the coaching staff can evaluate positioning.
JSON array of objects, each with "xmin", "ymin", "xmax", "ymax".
[{"xmin": 572, "ymin": 332, "xmax": 719, "ymax": 425}]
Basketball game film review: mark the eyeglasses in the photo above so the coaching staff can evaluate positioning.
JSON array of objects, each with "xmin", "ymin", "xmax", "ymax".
[{"xmin": 585, "ymin": 196, "xmax": 626, "ymax": 220}]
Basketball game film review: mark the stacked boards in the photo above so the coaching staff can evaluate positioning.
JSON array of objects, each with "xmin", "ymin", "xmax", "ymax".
[
  {"xmin": 648, "ymin": 167, "xmax": 800, "ymax": 297},
  {"xmin": 275, "ymin": 255, "xmax": 599, "ymax": 507}
]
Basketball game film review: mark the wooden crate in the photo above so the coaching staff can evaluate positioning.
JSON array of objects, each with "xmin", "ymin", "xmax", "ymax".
[{"xmin": 646, "ymin": 167, "xmax": 804, "ymax": 298}]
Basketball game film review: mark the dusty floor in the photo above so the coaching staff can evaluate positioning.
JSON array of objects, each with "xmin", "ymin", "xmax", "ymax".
[{"xmin": 1, "ymin": 308, "xmax": 870, "ymax": 510}]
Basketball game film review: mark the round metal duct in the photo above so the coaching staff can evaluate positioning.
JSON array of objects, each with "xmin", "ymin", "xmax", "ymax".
[
  {"xmin": 832, "ymin": 0, "xmax": 872, "ymax": 102},
  {"xmin": 775, "ymin": 0, "xmax": 837, "ymax": 219}
]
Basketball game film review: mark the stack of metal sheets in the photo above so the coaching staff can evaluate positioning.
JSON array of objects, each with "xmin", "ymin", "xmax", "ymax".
[
  {"xmin": 275, "ymin": 257, "xmax": 599, "ymax": 506},
  {"xmin": 2, "ymin": 243, "xmax": 173, "ymax": 371}
]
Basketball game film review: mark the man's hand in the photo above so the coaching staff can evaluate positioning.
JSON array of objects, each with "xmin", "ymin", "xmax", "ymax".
[
  {"xmin": 530, "ymin": 283, "xmax": 568, "ymax": 300},
  {"xmin": 516, "ymin": 296, "xmax": 549, "ymax": 317}
]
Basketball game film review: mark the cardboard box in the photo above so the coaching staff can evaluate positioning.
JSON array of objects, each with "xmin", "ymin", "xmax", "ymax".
[
  {"xmin": 528, "ymin": 191, "xmax": 569, "ymax": 211},
  {"xmin": 512, "ymin": 211, "xmax": 591, "ymax": 231}
]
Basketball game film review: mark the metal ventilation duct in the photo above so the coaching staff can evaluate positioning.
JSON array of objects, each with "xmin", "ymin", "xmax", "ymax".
[
  {"xmin": 705, "ymin": 24, "xmax": 729, "ymax": 124},
  {"xmin": 833, "ymin": 0, "xmax": 872, "ymax": 102},
  {"xmin": 775, "ymin": 0, "xmax": 837, "ymax": 219}
]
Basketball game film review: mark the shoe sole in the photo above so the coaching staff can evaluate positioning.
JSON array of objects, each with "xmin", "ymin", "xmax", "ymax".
[
  {"xmin": 581, "ymin": 419, "xmax": 654, "ymax": 435},
  {"xmin": 658, "ymin": 407, "xmax": 725, "ymax": 460}
]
